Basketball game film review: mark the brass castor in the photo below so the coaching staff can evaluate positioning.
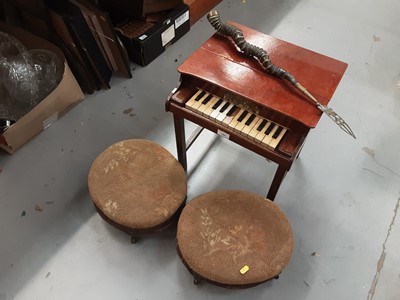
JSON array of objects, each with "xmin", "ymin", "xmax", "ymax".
[{"xmin": 193, "ymin": 276, "xmax": 201, "ymax": 285}]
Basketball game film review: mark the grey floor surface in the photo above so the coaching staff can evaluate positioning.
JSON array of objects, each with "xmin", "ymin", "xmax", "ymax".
[{"xmin": 1, "ymin": 0, "xmax": 400, "ymax": 299}]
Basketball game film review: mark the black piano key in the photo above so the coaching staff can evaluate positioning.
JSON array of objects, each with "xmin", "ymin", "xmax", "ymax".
[
  {"xmin": 265, "ymin": 122, "xmax": 275, "ymax": 135},
  {"xmin": 272, "ymin": 126, "xmax": 283, "ymax": 139},
  {"xmin": 212, "ymin": 98, "xmax": 223, "ymax": 109},
  {"xmin": 237, "ymin": 110, "xmax": 248, "ymax": 122},
  {"xmin": 257, "ymin": 119, "xmax": 268, "ymax": 131},
  {"xmin": 245, "ymin": 114, "xmax": 256, "ymax": 126},
  {"xmin": 226, "ymin": 105, "xmax": 238, "ymax": 116},
  {"xmin": 202, "ymin": 94, "xmax": 213, "ymax": 104},
  {"xmin": 195, "ymin": 90, "xmax": 206, "ymax": 101},
  {"xmin": 219, "ymin": 102, "xmax": 230, "ymax": 113}
]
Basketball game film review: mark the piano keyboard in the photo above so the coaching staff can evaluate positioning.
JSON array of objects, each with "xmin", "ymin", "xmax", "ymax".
[{"xmin": 186, "ymin": 89, "xmax": 288, "ymax": 149}]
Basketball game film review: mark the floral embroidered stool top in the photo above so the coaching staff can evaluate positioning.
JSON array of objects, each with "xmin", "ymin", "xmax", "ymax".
[
  {"xmin": 88, "ymin": 139, "xmax": 187, "ymax": 242},
  {"xmin": 177, "ymin": 190, "xmax": 294, "ymax": 288}
]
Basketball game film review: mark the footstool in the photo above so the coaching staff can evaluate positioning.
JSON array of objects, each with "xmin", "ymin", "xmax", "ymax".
[
  {"xmin": 88, "ymin": 139, "xmax": 187, "ymax": 243},
  {"xmin": 177, "ymin": 190, "xmax": 294, "ymax": 288}
]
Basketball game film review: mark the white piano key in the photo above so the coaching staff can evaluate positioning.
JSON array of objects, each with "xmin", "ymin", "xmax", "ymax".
[
  {"xmin": 216, "ymin": 103, "xmax": 234, "ymax": 123},
  {"xmin": 248, "ymin": 118, "xmax": 264, "ymax": 139},
  {"xmin": 190, "ymin": 91, "xmax": 209, "ymax": 110},
  {"xmin": 185, "ymin": 89, "xmax": 204, "ymax": 110},
  {"xmin": 268, "ymin": 127, "xmax": 288, "ymax": 149},
  {"xmin": 221, "ymin": 105, "xmax": 240, "ymax": 127},
  {"xmin": 234, "ymin": 111, "xmax": 252, "ymax": 132},
  {"xmin": 228, "ymin": 108, "xmax": 246, "ymax": 129},
  {"xmin": 241, "ymin": 115, "xmax": 260, "ymax": 136},
  {"xmin": 254, "ymin": 120, "xmax": 271, "ymax": 142},
  {"xmin": 197, "ymin": 95, "xmax": 218, "ymax": 115},
  {"xmin": 209, "ymin": 99, "xmax": 227, "ymax": 119},
  {"xmin": 202, "ymin": 96, "xmax": 221, "ymax": 116},
  {"xmin": 261, "ymin": 124, "xmax": 279, "ymax": 146}
]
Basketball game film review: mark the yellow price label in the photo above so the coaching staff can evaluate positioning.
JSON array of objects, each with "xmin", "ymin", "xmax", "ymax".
[{"xmin": 240, "ymin": 265, "xmax": 249, "ymax": 274}]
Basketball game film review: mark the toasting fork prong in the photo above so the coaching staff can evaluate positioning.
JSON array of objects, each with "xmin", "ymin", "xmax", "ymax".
[
  {"xmin": 295, "ymin": 83, "xmax": 356, "ymax": 139},
  {"xmin": 318, "ymin": 105, "xmax": 356, "ymax": 139}
]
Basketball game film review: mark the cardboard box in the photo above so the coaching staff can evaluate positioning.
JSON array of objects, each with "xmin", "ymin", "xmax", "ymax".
[
  {"xmin": 99, "ymin": 0, "xmax": 181, "ymax": 18},
  {"xmin": 0, "ymin": 22, "xmax": 85, "ymax": 153},
  {"xmin": 115, "ymin": 3, "xmax": 190, "ymax": 66}
]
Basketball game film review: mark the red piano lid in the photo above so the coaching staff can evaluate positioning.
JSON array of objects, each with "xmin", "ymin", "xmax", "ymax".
[{"xmin": 178, "ymin": 21, "xmax": 348, "ymax": 128}]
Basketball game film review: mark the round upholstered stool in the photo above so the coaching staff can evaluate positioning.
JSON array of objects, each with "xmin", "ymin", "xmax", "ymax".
[
  {"xmin": 177, "ymin": 190, "xmax": 294, "ymax": 289},
  {"xmin": 88, "ymin": 139, "xmax": 187, "ymax": 243}
]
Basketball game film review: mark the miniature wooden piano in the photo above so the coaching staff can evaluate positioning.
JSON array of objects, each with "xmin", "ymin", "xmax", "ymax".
[{"xmin": 165, "ymin": 21, "xmax": 347, "ymax": 200}]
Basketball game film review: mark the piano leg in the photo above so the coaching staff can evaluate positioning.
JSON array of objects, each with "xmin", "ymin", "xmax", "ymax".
[
  {"xmin": 267, "ymin": 165, "xmax": 287, "ymax": 201},
  {"xmin": 173, "ymin": 115, "xmax": 188, "ymax": 172},
  {"xmin": 296, "ymin": 134, "xmax": 308, "ymax": 160}
]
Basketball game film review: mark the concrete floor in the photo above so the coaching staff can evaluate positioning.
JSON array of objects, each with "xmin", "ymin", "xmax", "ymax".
[{"xmin": 1, "ymin": 0, "xmax": 400, "ymax": 299}]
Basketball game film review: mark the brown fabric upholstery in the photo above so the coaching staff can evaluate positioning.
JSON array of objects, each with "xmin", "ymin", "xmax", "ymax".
[
  {"xmin": 88, "ymin": 139, "xmax": 187, "ymax": 230},
  {"xmin": 177, "ymin": 190, "xmax": 294, "ymax": 287}
]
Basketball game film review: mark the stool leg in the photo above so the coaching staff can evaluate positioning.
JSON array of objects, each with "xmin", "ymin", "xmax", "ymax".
[
  {"xmin": 267, "ymin": 165, "xmax": 287, "ymax": 201},
  {"xmin": 173, "ymin": 114, "xmax": 187, "ymax": 172},
  {"xmin": 296, "ymin": 143, "xmax": 305, "ymax": 160}
]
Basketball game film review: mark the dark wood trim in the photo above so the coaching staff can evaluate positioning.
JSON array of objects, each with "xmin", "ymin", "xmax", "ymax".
[
  {"xmin": 176, "ymin": 242, "xmax": 280, "ymax": 289},
  {"xmin": 93, "ymin": 200, "xmax": 186, "ymax": 239},
  {"xmin": 184, "ymin": 0, "xmax": 222, "ymax": 25}
]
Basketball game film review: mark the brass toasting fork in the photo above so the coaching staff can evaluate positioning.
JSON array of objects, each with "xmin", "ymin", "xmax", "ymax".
[{"xmin": 207, "ymin": 10, "xmax": 356, "ymax": 139}]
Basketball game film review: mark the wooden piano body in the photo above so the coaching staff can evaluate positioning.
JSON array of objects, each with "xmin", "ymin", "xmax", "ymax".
[{"xmin": 166, "ymin": 21, "xmax": 347, "ymax": 200}]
